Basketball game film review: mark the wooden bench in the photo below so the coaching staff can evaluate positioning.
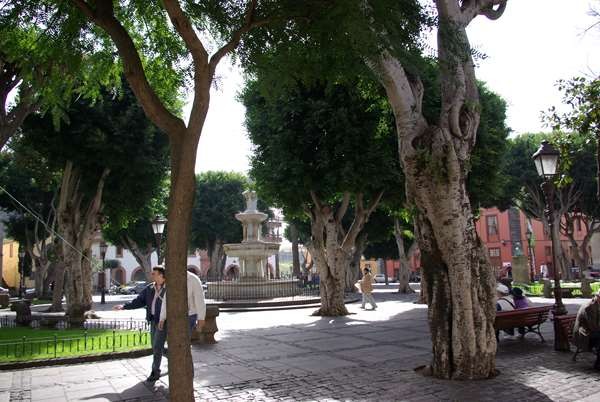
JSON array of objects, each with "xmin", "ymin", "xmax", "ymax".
[
  {"xmin": 555, "ymin": 314, "xmax": 600, "ymax": 362},
  {"xmin": 495, "ymin": 306, "xmax": 552, "ymax": 342}
]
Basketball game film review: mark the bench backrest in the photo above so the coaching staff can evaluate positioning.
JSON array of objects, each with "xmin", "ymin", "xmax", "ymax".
[{"xmin": 495, "ymin": 306, "xmax": 552, "ymax": 330}]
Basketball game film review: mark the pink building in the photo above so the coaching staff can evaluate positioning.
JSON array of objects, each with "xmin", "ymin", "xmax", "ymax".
[
  {"xmin": 380, "ymin": 207, "xmax": 589, "ymax": 280},
  {"xmin": 476, "ymin": 207, "xmax": 588, "ymax": 279}
]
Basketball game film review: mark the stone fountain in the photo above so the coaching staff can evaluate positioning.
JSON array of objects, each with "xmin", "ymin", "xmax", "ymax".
[{"xmin": 205, "ymin": 190, "xmax": 301, "ymax": 300}]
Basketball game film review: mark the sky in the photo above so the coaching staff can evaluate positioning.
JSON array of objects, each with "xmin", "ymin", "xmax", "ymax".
[{"xmin": 191, "ymin": 1, "xmax": 600, "ymax": 175}]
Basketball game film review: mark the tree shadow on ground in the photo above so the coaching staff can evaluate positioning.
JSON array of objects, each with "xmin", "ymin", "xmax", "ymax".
[
  {"xmin": 80, "ymin": 376, "xmax": 167, "ymax": 401},
  {"xmin": 175, "ymin": 291, "xmax": 600, "ymax": 401}
]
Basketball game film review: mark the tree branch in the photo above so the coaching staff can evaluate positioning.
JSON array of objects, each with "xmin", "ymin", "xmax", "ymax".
[
  {"xmin": 367, "ymin": 51, "xmax": 427, "ymax": 149},
  {"xmin": 70, "ymin": 0, "xmax": 186, "ymax": 136},
  {"xmin": 208, "ymin": 0, "xmax": 269, "ymax": 77},
  {"xmin": 460, "ymin": 0, "xmax": 507, "ymax": 24},
  {"xmin": 335, "ymin": 192, "xmax": 351, "ymax": 223}
]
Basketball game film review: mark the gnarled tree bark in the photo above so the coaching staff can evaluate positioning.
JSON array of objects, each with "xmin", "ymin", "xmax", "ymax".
[
  {"xmin": 57, "ymin": 161, "xmax": 109, "ymax": 324},
  {"xmin": 309, "ymin": 191, "xmax": 382, "ymax": 316},
  {"xmin": 368, "ymin": 0, "xmax": 508, "ymax": 379}
]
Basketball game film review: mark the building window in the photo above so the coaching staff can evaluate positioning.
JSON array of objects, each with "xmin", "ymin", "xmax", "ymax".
[
  {"xmin": 576, "ymin": 218, "xmax": 582, "ymax": 232},
  {"xmin": 489, "ymin": 248, "xmax": 500, "ymax": 257},
  {"xmin": 116, "ymin": 246, "xmax": 123, "ymax": 258},
  {"xmin": 486, "ymin": 216, "xmax": 498, "ymax": 236},
  {"xmin": 9, "ymin": 243, "xmax": 13, "ymax": 258},
  {"xmin": 545, "ymin": 246, "xmax": 552, "ymax": 256}
]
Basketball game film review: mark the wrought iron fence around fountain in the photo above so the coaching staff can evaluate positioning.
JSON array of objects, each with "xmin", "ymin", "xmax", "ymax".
[{"xmin": 202, "ymin": 273, "xmax": 320, "ymax": 302}]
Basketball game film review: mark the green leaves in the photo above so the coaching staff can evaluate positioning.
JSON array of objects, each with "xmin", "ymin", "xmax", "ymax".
[
  {"xmin": 190, "ymin": 171, "xmax": 249, "ymax": 249},
  {"xmin": 242, "ymin": 77, "xmax": 401, "ymax": 217}
]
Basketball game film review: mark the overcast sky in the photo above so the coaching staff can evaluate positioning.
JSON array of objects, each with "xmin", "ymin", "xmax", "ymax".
[{"xmin": 192, "ymin": 1, "xmax": 600, "ymax": 175}]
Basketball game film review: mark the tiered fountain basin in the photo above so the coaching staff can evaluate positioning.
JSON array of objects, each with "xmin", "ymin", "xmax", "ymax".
[{"xmin": 207, "ymin": 241, "xmax": 302, "ymax": 300}]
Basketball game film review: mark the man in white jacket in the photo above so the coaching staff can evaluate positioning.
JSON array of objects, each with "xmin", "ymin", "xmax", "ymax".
[{"xmin": 158, "ymin": 270, "xmax": 206, "ymax": 334}]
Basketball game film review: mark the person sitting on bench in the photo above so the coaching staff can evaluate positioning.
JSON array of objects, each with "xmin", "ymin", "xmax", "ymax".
[{"xmin": 574, "ymin": 289, "xmax": 600, "ymax": 369}]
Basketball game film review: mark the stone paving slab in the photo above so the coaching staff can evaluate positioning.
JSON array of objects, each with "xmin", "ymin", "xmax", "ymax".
[{"xmin": 5, "ymin": 292, "xmax": 600, "ymax": 401}]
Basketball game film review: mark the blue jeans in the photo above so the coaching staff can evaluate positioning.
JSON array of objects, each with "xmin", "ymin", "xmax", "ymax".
[
  {"xmin": 150, "ymin": 321, "xmax": 167, "ymax": 374},
  {"xmin": 188, "ymin": 314, "xmax": 198, "ymax": 337}
]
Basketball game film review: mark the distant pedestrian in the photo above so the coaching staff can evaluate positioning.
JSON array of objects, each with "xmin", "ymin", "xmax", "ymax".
[
  {"xmin": 358, "ymin": 268, "xmax": 377, "ymax": 310},
  {"xmin": 113, "ymin": 266, "xmax": 166, "ymax": 382},
  {"xmin": 512, "ymin": 287, "xmax": 530, "ymax": 309}
]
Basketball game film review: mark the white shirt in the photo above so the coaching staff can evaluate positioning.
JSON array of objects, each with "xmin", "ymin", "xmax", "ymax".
[
  {"xmin": 497, "ymin": 295, "xmax": 515, "ymax": 311},
  {"xmin": 160, "ymin": 271, "xmax": 206, "ymax": 322}
]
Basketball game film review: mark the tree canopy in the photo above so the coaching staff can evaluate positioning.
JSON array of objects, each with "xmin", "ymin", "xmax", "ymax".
[
  {"xmin": 242, "ymin": 77, "xmax": 400, "ymax": 217},
  {"xmin": 19, "ymin": 84, "xmax": 170, "ymax": 225},
  {"xmin": 190, "ymin": 171, "xmax": 248, "ymax": 251}
]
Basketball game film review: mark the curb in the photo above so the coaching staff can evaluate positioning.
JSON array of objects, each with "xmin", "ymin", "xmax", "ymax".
[
  {"xmin": 215, "ymin": 295, "xmax": 361, "ymax": 312},
  {"xmin": 0, "ymin": 348, "xmax": 152, "ymax": 371}
]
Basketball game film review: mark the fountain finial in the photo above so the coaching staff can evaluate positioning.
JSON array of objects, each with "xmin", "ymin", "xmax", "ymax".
[{"xmin": 243, "ymin": 190, "xmax": 259, "ymax": 212}]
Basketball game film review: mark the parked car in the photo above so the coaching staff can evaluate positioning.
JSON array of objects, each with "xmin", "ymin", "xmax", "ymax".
[
  {"xmin": 374, "ymin": 274, "xmax": 387, "ymax": 283},
  {"xmin": 121, "ymin": 281, "xmax": 149, "ymax": 295}
]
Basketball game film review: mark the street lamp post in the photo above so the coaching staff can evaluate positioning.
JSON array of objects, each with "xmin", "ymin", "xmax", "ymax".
[
  {"xmin": 18, "ymin": 250, "xmax": 25, "ymax": 299},
  {"xmin": 526, "ymin": 228, "xmax": 535, "ymax": 282},
  {"xmin": 532, "ymin": 140, "xmax": 568, "ymax": 350},
  {"xmin": 152, "ymin": 216, "xmax": 167, "ymax": 266},
  {"xmin": 100, "ymin": 241, "xmax": 108, "ymax": 304}
]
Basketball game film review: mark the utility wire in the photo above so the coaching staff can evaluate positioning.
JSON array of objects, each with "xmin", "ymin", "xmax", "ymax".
[{"xmin": 0, "ymin": 183, "xmax": 92, "ymax": 262}]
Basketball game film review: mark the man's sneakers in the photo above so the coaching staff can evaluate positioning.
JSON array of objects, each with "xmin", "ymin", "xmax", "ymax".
[{"xmin": 146, "ymin": 370, "xmax": 161, "ymax": 382}]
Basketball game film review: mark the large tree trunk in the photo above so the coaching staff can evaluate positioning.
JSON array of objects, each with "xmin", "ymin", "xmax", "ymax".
[
  {"xmin": 369, "ymin": 0, "xmax": 507, "ymax": 379},
  {"xmin": 290, "ymin": 224, "xmax": 301, "ymax": 277},
  {"xmin": 57, "ymin": 162, "xmax": 108, "ymax": 324},
  {"xmin": 309, "ymin": 192, "xmax": 382, "ymax": 316},
  {"xmin": 394, "ymin": 218, "xmax": 415, "ymax": 294}
]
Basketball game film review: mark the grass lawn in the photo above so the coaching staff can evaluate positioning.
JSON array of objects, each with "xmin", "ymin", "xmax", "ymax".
[
  {"xmin": 29, "ymin": 298, "xmax": 52, "ymax": 306},
  {"xmin": 0, "ymin": 327, "xmax": 150, "ymax": 363}
]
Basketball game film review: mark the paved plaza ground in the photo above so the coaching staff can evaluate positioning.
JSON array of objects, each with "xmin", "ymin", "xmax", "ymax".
[{"xmin": 2, "ymin": 287, "xmax": 600, "ymax": 401}]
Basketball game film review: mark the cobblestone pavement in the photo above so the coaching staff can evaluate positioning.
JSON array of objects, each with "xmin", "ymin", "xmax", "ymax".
[{"xmin": 2, "ymin": 289, "xmax": 599, "ymax": 401}]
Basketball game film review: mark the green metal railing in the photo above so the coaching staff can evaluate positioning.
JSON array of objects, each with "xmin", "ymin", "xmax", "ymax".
[{"xmin": 0, "ymin": 329, "xmax": 150, "ymax": 362}]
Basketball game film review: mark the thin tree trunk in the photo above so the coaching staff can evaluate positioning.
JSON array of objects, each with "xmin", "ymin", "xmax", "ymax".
[
  {"xmin": 346, "ymin": 233, "xmax": 367, "ymax": 292},
  {"xmin": 81, "ymin": 248, "xmax": 93, "ymax": 310},
  {"xmin": 394, "ymin": 218, "xmax": 415, "ymax": 294},
  {"xmin": 165, "ymin": 133, "xmax": 201, "ymax": 402},
  {"xmin": 50, "ymin": 260, "xmax": 65, "ymax": 312},
  {"xmin": 43, "ymin": 261, "xmax": 56, "ymax": 299},
  {"xmin": 290, "ymin": 224, "xmax": 301, "ymax": 277},
  {"xmin": 208, "ymin": 240, "xmax": 224, "ymax": 279},
  {"xmin": 122, "ymin": 235, "xmax": 154, "ymax": 281}
]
